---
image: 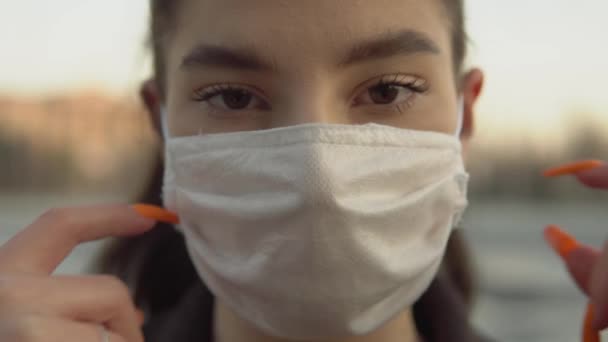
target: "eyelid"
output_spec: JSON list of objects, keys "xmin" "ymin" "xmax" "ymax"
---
[
  {"xmin": 191, "ymin": 83, "xmax": 271, "ymax": 120},
  {"xmin": 191, "ymin": 82, "xmax": 269, "ymax": 103},
  {"xmin": 350, "ymin": 73, "xmax": 429, "ymax": 106},
  {"xmin": 354, "ymin": 73, "xmax": 426, "ymax": 93},
  {"xmin": 372, "ymin": 74, "xmax": 428, "ymax": 90}
]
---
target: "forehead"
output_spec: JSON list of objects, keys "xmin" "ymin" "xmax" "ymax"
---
[{"xmin": 168, "ymin": 0, "xmax": 451, "ymax": 70}]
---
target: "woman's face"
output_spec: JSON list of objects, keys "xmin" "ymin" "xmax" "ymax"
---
[{"xmin": 163, "ymin": 0, "xmax": 462, "ymax": 137}]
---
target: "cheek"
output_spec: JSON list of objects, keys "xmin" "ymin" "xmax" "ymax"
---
[
  {"xmin": 387, "ymin": 53, "xmax": 459, "ymax": 134},
  {"xmin": 393, "ymin": 83, "xmax": 459, "ymax": 135},
  {"xmin": 423, "ymin": 66, "xmax": 460, "ymax": 135},
  {"xmin": 410, "ymin": 106, "xmax": 459, "ymax": 134}
]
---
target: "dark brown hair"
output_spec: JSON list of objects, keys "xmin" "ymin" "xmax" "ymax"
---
[{"xmin": 96, "ymin": 1, "xmax": 486, "ymax": 341}]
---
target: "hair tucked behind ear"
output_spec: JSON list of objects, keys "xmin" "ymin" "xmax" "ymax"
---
[
  {"xmin": 95, "ymin": 0, "xmax": 489, "ymax": 341},
  {"xmin": 149, "ymin": 0, "xmax": 180, "ymax": 99},
  {"xmin": 440, "ymin": 0, "xmax": 468, "ymax": 75}
]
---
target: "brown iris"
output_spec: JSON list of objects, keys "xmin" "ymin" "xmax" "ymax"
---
[
  {"xmin": 222, "ymin": 89, "xmax": 253, "ymax": 109},
  {"xmin": 369, "ymin": 84, "xmax": 403, "ymax": 104}
]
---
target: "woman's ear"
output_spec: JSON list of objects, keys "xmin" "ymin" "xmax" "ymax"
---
[
  {"xmin": 459, "ymin": 68, "xmax": 484, "ymax": 140},
  {"xmin": 140, "ymin": 78, "xmax": 163, "ymax": 138}
]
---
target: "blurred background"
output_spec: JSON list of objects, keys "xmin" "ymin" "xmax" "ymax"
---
[{"xmin": 1, "ymin": 0, "xmax": 607, "ymax": 341}]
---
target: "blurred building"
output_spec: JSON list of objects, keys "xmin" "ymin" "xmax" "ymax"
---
[{"xmin": 0, "ymin": 92, "xmax": 158, "ymax": 193}]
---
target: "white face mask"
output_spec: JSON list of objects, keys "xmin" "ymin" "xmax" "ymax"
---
[{"xmin": 161, "ymin": 103, "xmax": 469, "ymax": 339}]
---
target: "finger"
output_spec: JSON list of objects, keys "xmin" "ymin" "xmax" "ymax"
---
[
  {"xmin": 0, "ymin": 314, "xmax": 127, "ymax": 342},
  {"xmin": 136, "ymin": 308, "xmax": 145, "ymax": 326},
  {"xmin": 0, "ymin": 204, "xmax": 156, "ymax": 274},
  {"xmin": 583, "ymin": 304, "xmax": 600, "ymax": 342},
  {"xmin": 543, "ymin": 225, "xmax": 601, "ymax": 295},
  {"xmin": 589, "ymin": 240, "xmax": 608, "ymax": 329},
  {"xmin": 563, "ymin": 246, "xmax": 600, "ymax": 295},
  {"xmin": 576, "ymin": 164, "xmax": 608, "ymax": 189},
  {"xmin": 0, "ymin": 274, "xmax": 143, "ymax": 342}
]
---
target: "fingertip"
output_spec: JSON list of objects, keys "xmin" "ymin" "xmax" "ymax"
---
[
  {"xmin": 543, "ymin": 160, "xmax": 604, "ymax": 178},
  {"xmin": 130, "ymin": 205, "xmax": 157, "ymax": 227},
  {"xmin": 563, "ymin": 246, "xmax": 600, "ymax": 295},
  {"xmin": 544, "ymin": 225, "xmax": 579, "ymax": 259},
  {"xmin": 575, "ymin": 164, "xmax": 608, "ymax": 189},
  {"xmin": 132, "ymin": 204, "xmax": 180, "ymax": 225}
]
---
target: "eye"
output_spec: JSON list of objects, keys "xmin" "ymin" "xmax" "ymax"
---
[
  {"xmin": 353, "ymin": 75, "xmax": 429, "ymax": 107},
  {"xmin": 192, "ymin": 84, "xmax": 268, "ymax": 111}
]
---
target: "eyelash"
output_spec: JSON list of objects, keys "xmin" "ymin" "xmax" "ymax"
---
[
  {"xmin": 353, "ymin": 74, "xmax": 429, "ymax": 105},
  {"xmin": 192, "ymin": 84, "xmax": 258, "ymax": 103},
  {"xmin": 371, "ymin": 74, "xmax": 428, "ymax": 94},
  {"xmin": 190, "ymin": 74, "xmax": 429, "ymax": 109}
]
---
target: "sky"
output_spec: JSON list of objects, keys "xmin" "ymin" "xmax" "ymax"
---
[{"xmin": 1, "ymin": 0, "xmax": 607, "ymax": 146}]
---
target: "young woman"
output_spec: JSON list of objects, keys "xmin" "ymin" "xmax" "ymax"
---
[{"xmin": 1, "ymin": 1, "xmax": 607, "ymax": 342}]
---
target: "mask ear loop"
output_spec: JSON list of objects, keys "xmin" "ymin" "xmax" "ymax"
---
[
  {"xmin": 454, "ymin": 96, "xmax": 465, "ymax": 138},
  {"xmin": 160, "ymin": 107, "xmax": 171, "ymax": 140}
]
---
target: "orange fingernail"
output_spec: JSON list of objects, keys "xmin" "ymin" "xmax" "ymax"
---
[
  {"xmin": 584, "ymin": 303, "xmax": 600, "ymax": 342},
  {"xmin": 132, "ymin": 204, "xmax": 180, "ymax": 224},
  {"xmin": 544, "ymin": 225, "xmax": 580, "ymax": 259},
  {"xmin": 543, "ymin": 160, "xmax": 604, "ymax": 178}
]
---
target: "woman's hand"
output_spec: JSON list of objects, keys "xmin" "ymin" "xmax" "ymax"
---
[
  {"xmin": 546, "ymin": 163, "xmax": 608, "ymax": 330},
  {"xmin": 0, "ymin": 204, "xmax": 156, "ymax": 342}
]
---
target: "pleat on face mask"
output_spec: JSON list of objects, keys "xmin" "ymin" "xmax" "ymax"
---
[{"xmin": 160, "ymin": 99, "xmax": 469, "ymax": 339}]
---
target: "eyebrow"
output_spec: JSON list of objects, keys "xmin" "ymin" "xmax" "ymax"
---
[
  {"xmin": 338, "ymin": 30, "xmax": 440, "ymax": 67},
  {"xmin": 179, "ymin": 29, "xmax": 440, "ymax": 72},
  {"xmin": 181, "ymin": 44, "xmax": 277, "ymax": 72}
]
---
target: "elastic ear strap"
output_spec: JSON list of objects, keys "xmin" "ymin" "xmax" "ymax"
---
[
  {"xmin": 454, "ymin": 96, "xmax": 465, "ymax": 137},
  {"xmin": 160, "ymin": 107, "xmax": 170, "ymax": 140}
]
